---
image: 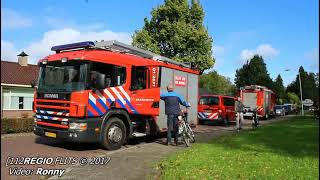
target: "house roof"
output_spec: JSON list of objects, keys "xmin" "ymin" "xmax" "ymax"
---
[
  {"xmin": 17, "ymin": 51, "xmax": 29, "ymax": 56},
  {"xmin": 1, "ymin": 60, "xmax": 39, "ymax": 86}
]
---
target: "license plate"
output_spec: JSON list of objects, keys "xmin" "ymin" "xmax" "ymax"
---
[
  {"xmin": 204, "ymin": 110, "xmax": 212, "ymax": 113},
  {"xmin": 45, "ymin": 132, "xmax": 56, "ymax": 138}
]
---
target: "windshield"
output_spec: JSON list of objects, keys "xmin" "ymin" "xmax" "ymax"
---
[
  {"xmin": 284, "ymin": 106, "xmax": 290, "ymax": 110},
  {"xmin": 276, "ymin": 105, "xmax": 282, "ymax": 109},
  {"xmin": 199, "ymin": 96, "xmax": 219, "ymax": 105},
  {"xmin": 37, "ymin": 61, "xmax": 87, "ymax": 92}
]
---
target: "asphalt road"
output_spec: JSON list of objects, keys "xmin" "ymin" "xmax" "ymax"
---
[{"xmin": 1, "ymin": 117, "xmax": 290, "ymax": 180}]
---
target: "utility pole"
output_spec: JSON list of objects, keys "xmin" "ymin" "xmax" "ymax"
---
[
  {"xmin": 298, "ymin": 72, "xmax": 304, "ymax": 115},
  {"xmin": 284, "ymin": 68, "xmax": 304, "ymax": 115}
]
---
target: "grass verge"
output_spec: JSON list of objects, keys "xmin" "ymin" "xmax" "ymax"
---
[{"xmin": 158, "ymin": 116, "xmax": 319, "ymax": 179}]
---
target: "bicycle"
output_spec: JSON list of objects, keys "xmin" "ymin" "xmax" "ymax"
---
[{"xmin": 178, "ymin": 109, "xmax": 195, "ymax": 147}]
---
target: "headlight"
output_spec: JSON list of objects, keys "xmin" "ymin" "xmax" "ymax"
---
[
  {"xmin": 34, "ymin": 117, "xmax": 41, "ymax": 123},
  {"xmin": 69, "ymin": 123, "xmax": 87, "ymax": 130}
]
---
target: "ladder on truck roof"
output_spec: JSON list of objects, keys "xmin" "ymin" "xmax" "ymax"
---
[
  {"xmin": 51, "ymin": 40, "xmax": 192, "ymax": 69},
  {"xmin": 241, "ymin": 85, "xmax": 273, "ymax": 93},
  {"xmin": 242, "ymin": 85, "xmax": 267, "ymax": 90}
]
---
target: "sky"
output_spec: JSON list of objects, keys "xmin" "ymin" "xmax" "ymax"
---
[{"xmin": 1, "ymin": 0, "xmax": 319, "ymax": 86}]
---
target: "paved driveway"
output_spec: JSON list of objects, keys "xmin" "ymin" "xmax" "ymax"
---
[{"xmin": 1, "ymin": 117, "xmax": 290, "ymax": 180}]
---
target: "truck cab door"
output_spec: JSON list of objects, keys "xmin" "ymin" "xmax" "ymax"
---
[{"xmin": 129, "ymin": 66, "xmax": 160, "ymax": 116}]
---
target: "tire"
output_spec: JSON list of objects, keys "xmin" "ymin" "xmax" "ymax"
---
[
  {"xmin": 251, "ymin": 122, "xmax": 255, "ymax": 130},
  {"xmin": 224, "ymin": 116, "xmax": 229, "ymax": 127},
  {"xmin": 187, "ymin": 124, "xmax": 196, "ymax": 143},
  {"xmin": 199, "ymin": 120, "xmax": 204, "ymax": 125},
  {"xmin": 252, "ymin": 119, "xmax": 257, "ymax": 130},
  {"xmin": 182, "ymin": 130, "xmax": 190, "ymax": 147},
  {"xmin": 100, "ymin": 117, "xmax": 126, "ymax": 150}
]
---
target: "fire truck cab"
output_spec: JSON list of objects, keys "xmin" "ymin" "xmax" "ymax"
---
[
  {"xmin": 239, "ymin": 85, "xmax": 276, "ymax": 119},
  {"xmin": 33, "ymin": 40, "xmax": 199, "ymax": 150}
]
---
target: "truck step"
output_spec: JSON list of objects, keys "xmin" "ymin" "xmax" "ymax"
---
[{"xmin": 132, "ymin": 132, "xmax": 147, "ymax": 137}]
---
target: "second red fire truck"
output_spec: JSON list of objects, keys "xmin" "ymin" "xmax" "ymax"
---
[{"xmin": 239, "ymin": 85, "xmax": 276, "ymax": 119}]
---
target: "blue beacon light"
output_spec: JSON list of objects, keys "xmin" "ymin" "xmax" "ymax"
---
[{"xmin": 51, "ymin": 41, "xmax": 95, "ymax": 52}]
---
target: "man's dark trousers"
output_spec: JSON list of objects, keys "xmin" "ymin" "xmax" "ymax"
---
[{"xmin": 167, "ymin": 114, "xmax": 178, "ymax": 144}]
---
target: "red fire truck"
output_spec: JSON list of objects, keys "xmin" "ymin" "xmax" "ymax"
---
[
  {"xmin": 32, "ymin": 40, "xmax": 199, "ymax": 150},
  {"xmin": 239, "ymin": 85, "xmax": 276, "ymax": 119},
  {"xmin": 198, "ymin": 95, "xmax": 236, "ymax": 125}
]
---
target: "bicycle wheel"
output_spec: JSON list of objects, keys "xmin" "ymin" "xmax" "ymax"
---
[
  {"xmin": 187, "ymin": 124, "xmax": 196, "ymax": 143},
  {"xmin": 182, "ymin": 132, "xmax": 190, "ymax": 147},
  {"xmin": 182, "ymin": 124, "xmax": 190, "ymax": 147},
  {"xmin": 252, "ymin": 116, "xmax": 256, "ymax": 130}
]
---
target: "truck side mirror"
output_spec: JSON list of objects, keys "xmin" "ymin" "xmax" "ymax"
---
[{"xmin": 31, "ymin": 80, "xmax": 35, "ymax": 88}]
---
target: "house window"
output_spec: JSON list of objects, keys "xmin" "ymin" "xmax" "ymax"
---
[
  {"xmin": 24, "ymin": 97, "xmax": 33, "ymax": 110},
  {"xmin": 3, "ymin": 89, "xmax": 34, "ymax": 110},
  {"xmin": 19, "ymin": 97, "xmax": 24, "ymax": 109},
  {"xmin": 10, "ymin": 96, "xmax": 19, "ymax": 109},
  {"xmin": 3, "ymin": 91, "xmax": 10, "ymax": 109}
]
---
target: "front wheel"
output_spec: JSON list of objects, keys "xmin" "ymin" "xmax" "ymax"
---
[
  {"xmin": 100, "ymin": 117, "xmax": 126, "ymax": 150},
  {"xmin": 252, "ymin": 114, "xmax": 258, "ymax": 129},
  {"xmin": 181, "ymin": 123, "xmax": 191, "ymax": 147},
  {"xmin": 223, "ymin": 117, "xmax": 229, "ymax": 127},
  {"xmin": 182, "ymin": 130, "xmax": 190, "ymax": 147},
  {"xmin": 186, "ymin": 124, "xmax": 195, "ymax": 143}
]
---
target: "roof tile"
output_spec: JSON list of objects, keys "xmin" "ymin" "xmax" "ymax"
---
[{"xmin": 1, "ymin": 60, "xmax": 39, "ymax": 85}]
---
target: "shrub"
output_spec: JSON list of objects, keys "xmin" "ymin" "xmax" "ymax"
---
[
  {"xmin": 20, "ymin": 112, "xmax": 30, "ymax": 119},
  {"xmin": 1, "ymin": 118, "xmax": 34, "ymax": 134}
]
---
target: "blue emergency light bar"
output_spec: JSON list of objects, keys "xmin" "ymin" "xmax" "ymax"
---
[{"xmin": 51, "ymin": 41, "xmax": 95, "ymax": 52}]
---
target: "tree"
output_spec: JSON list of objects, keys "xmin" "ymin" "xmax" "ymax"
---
[
  {"xmin": 286, "ymin": 66, "xmax": 318, "ymax": 102},
  {"xmin": 285, "ymin": 92, "xmax": 301, "ymax": 105},
  {"xmin": 132, "ymin": 0, "xmax": 214, "ymax": 73},
  {"xmin": 273, "ymin": 74, "xmax": 285, "ymax": 103},
  {"xmin": 315, "ymin": 72, "xmax": 319, "ymax": 88},
  {"xmin": 234, "ymin": 55, "xmax": 273, "ymax": 89},
  {"xmin": 199, "ymin": 71, "xmax": 236, "ymax": 96}
]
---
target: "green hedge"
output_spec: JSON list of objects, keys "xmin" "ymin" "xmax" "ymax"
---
[{"xmin": 1, "ymin": 118, "xmax": 34, "ymax": 134}]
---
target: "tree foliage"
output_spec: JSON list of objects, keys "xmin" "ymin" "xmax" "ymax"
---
[
  {"xmin": 273, "ymin": 74, "xmax": 286, "ymax": 104},
  {"xmin": 286, "ymin": 66, "xmax": 319, "ymax": 103},
  {"xmin": 234, "ymin": 55, "xmax": 273, "ymax": 90},
  {"xmin": 199, "ymin": 71, "xmax": 236, "ymax": 96},
  {"xmin": 132, "ymin": 0, "xmax": 214, "ymax": 73},
  {"xmin": 315, "ymin": 72, "xmax": 319, "ymax": 89},
  {"xmin": 285, "ymin": 92, "xmax": 301, "ymax": 105}
]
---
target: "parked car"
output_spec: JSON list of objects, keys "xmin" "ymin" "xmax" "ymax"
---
[
  {"xmin": 275, "ymin": 105, "xmax": 285, "ymax": 116},
  {"xmin": 198, "ymin": 95, "xmax": 235, "ymax": 125},
  {"xmin": 283, "ymin": 104, "xmax": 293, "ymax": 115},
  {"xmin": 309, "ymin": 106, "xmax": 316, "ymax": 111}
]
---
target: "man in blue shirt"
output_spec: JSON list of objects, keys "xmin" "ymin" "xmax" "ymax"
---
[{"xmin": 160, "ymin": 84, "xmax": 189, "ymax": 146}]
